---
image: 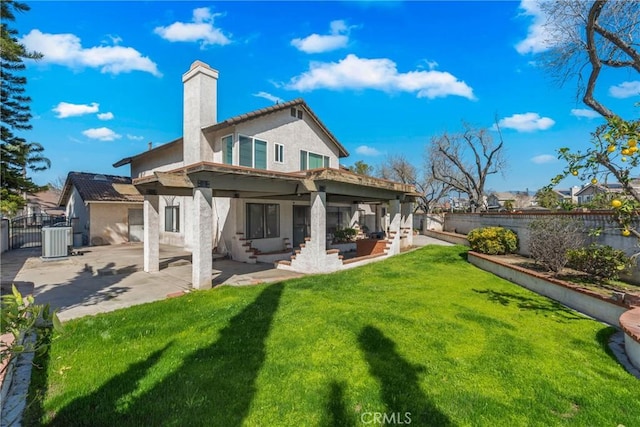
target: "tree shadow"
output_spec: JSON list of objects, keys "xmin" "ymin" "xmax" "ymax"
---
[
  {"xmin": 22, "ymin": 328, "xmax": 53, "ymax": 425},
  {"xmin": 322, "ymin": 381, "xmax": 352, "ymax": 427},
  {"xmin": 31, "ymin": 262, "xmax": 136, "ymax": 318},
  {"xmin": 50, "ymin": 282, "xmax": 284, "ymax": 425},
  {"xmin": 358, "ymin": 326, "xmax": 452, "ymax": 426},
  {"xmin": 472, "ymin": 288, "xmax": 589, "ymax": 323},
  {"xmin": 48, "ymin": 343, "xmax": 173, "ymax": 426}
]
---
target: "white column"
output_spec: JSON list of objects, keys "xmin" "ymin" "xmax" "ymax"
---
[
  {"xmin": 192, "ymin": 187, "xmax": 213, "ymax": 290},
  {"xmin": 309, "ymin": 191, "xmax": 327, "ymax": 254},
  {"xmin": 389, "ymin": 198, "xmax": 400, "ymax": 235},
  {"xmin": 401, "ymin": 201, "xmax": 414, "ymax": 247},
  {"xmin": 143, "ymin": 195, "xmax": 160, "ymax": 273}
]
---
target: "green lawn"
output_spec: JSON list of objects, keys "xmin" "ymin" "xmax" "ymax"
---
[{"xmin": 26, "ymin": 245, "xmax": 639, "ymax": 426}]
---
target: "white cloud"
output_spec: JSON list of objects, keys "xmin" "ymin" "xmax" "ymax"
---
[
  {"xmin": 531, "ymin": 154, "xmax": 556, "ymax": 164},
  {"xmin": 355, "ymin": 145, "xmax": 382, "ymax": 156},
  {"xmin": 291, "ymin": 19, "xmax": 353, "ymax": 54},
  {"xmin": 21, "ymin": 29, "xmax": 161, "ymax": 76},
  {"xmin": 127, "ymin": 134, "xmax": 144, "ymax": 141},
  {"xmin": 82, "ymin": 127, "xmax": 121, "ymax": 141},
  {"xmin": 515, "ymin": 0, "xmax": 552, "ymax": 54},
  {"xmin": 286, "ymin": 54, "xmax": 475, "ymax": 100},
  {"xmin": 97, "ymin": 112, "xmax": 114, "ymax": 121},
  {"xmin": 570, "ymin": 108, "xmax": 600, "ymax": 119},
  {"xmin": 52, "ymin": 102, "xmax": 99, "ymax": 118},
  {"xmin": 253, "ymin": 91, "xmax": 284, "ymax": 104},
  {"xmin": 154, "ymin": 7, "xmax": 231, "ymax": 48},
  {"xmin": 609, "ymin": 81, "xmax": 640, "ymax": 99},
  {"xmin": 497, "ymin": 112, "xmax": 555, "ymax": 132}
]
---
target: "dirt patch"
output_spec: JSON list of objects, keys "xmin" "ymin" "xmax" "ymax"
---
[{"xmin": 483, "ymin": 253, "xmax": 640, "ymax": 300}]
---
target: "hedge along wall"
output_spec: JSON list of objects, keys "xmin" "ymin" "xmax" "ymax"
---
[{"xmin": 443, "ymin": 211, "xmax": 639, "ymax": 258}]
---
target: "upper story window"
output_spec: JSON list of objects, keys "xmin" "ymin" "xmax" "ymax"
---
[
  {"xmin": 300, "ymin": 150, "xmax": 330, "ymax": 170},
  {"xmin": 275, "ymin": 143, "xmax": 284, "ymax": 163},
  {"xmin": 222, "ymin": 135, "xmax": 233, "ymax": 165},
  {"xmin": 239, "ymin": 135, "xmax": 267, "ymax": 169},
  {"xmin": 290, "ymin": 107, "xmax": 303, "ymax": 119}
]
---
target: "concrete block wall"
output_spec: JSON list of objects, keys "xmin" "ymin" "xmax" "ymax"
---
[{"xmin": 444, "ymin": 212, "xmax": 640, "ymax": 257}]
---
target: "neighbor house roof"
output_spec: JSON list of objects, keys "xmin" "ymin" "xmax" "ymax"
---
[
  {"xmin": 113, "ymin": 98, "xmax": 348, "ymax": 169},
  {"xmin": 574, "ymin": 182, "xmax": 624, "ymax": 197},
  {"xmin": 25, "ymin": 189, "xmax": 65, "ymax": 215},
  {"xmin": 58, "ymin": 172, "xmax": 143, "ymax": 206}
]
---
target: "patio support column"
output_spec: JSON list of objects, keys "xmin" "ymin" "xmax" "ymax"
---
[
  {"xmin": 389, "ymin": 198, "xmax": 400, "ymax": 235},
  {"xmin": 401, "ymin": 201, "xmax": 414, "ymax": 247},
  {"xmin": 143, "ymin": 194, "xmax": 160, "ymax": 273},
  {"xmin": 388, "ymin": 198, "xmax": 401, "ymax": 255},
  {"xmin": 309, "ymin": 190, "xmax": 327, "ymax": 254},
  {"xmin": 192, "ymin": 187, "xmax": 213, "ymax": 290}
]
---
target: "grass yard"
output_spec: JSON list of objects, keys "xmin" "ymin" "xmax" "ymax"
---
[{"xmin": 25, "ymin": 245, "xmax": 639, "ymax": 426}]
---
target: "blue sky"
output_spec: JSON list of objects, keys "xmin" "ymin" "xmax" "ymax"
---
[{"xmin": 15, "ymin": 0, "xmax": 640, "ymax": 193}]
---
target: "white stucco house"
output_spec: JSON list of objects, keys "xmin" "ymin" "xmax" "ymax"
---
[{"xmin": 113, "ymin": 60, "xmax": 417, "ymax": 288}]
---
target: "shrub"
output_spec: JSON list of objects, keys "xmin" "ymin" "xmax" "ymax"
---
[
  {"xmin": 1, "ymin": 285, "xmax": 62, "ymax": 375},
  {"xmin": 528, "ymin": 218, "xmax": 584, "ymax": 274},
  {"xmin": 566, "ymin": 244, "xmax": 631, "ymax": 281},
  {"xmin": 333, "ymin": 227, "xmax": 357, "ymax": 243},
  {"xmin": 467, "ymin": 227, "xmax": 518, "ymax": 255}
]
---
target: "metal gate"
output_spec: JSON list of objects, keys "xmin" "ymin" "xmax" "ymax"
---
[{"xmin": 9, "ymin": 214, "xmax": 68, "ymax": 249}]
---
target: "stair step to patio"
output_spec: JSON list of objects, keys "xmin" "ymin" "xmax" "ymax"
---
[{"xmin": 277, "ymin": 260, "xmax": 291, "ymax": 266}]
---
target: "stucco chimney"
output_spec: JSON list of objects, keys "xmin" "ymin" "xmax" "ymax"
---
[{"xmin": 182, "ymin": 60, "xmax": 219, "ymax": 165}]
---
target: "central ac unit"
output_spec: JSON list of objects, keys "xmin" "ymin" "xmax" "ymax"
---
[{"xmin": 42, "ymin": 226, "xmax": 72, "ymax": 259}]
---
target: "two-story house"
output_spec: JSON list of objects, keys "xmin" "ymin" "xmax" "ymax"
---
[{"xmin": 113, "ymin": 61, "xmax": 417, "ymax": 288}]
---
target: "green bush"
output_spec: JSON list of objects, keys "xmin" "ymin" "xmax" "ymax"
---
[
  {"xmin": 467, "ymin": 227, "xmax": 518, "ymax": 255},
  {"xmin": 333, "ymin": 227, "xmax": 357, "ymax": 243},
  {"xmin": 566, "ymin": 244, "xmax": 631, "ymax": 281}
]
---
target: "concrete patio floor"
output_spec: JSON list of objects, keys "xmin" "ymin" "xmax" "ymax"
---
[
  {"xmin": 0, "ymin": 243, "xmax": 303, "ymax": 321},
  {"xmin": 0, "ymin": 235, "xmax": 450, "ymax": 321}
]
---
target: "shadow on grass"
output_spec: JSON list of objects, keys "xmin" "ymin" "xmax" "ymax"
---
[
  {"xmin": 358, "ymin": 326, "xmax": 452, "ymax": 426},
  {"xmin": 322, "ymin": 381, "xmax": 351, "ymax": 426},
  {"xmin": 47, "ymin": 343, "xmax": 173, "ymax": 426},
  {"xmin": 595, "ymin": 326, "xmax": 619, "ymax": 362},
  {"xmin": 23, "ymin": 328, "xmax": 53, "ymax": 425},
  {"xmin": 472, "ymin": 288, "xmax": 588, "ymax": 323},
  {"xmin": 49, "ymin": 283, "xmax": 284, "ymax": 426}
]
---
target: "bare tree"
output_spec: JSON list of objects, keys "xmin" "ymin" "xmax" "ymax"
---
[
  {"xmin": 538, "ymin": 0, "xmax": 640, "ymax": 118},
  {"xmin": 377, "ymin": 155, "xmax": 450, "ymax": 213},
  {"xmin": 428, "ymin": 123, "xmax": 506, "ymax": 212}
]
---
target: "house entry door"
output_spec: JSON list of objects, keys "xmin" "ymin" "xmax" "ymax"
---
[
  {"xmin": 128, "ymin": 209, "xmax": 144, "ymax": 242},
  {"xmin": 292, "ymin": 206, "xmax": 310, "ymax": 248}
]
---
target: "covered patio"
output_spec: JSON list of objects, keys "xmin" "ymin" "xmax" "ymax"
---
[{"xmin": 134, "ymin": 162, "xmax": 418, "ymax": 289}]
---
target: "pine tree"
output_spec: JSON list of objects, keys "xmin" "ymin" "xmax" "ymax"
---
[{"xmin": 1, "ymin": 0, "xmax": 50, "ymax": 215}]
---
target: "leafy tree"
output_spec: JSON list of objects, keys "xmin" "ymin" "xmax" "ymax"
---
[
  {"xmin": 1, "ymin": 0, "xmax": 49, "ymax": 216},
  {"xmin": 428, "ymin": 122, "xmax": 506, "ymax": 212},
  {"xmin": 533, "ymin": 0, "xmax": 640, "ymax": 237},
  {"xmin": 535, "ymin": 187, "xmax": 561, "ymax": 209},
  {"xmin": 347, "ymin": 160, "xmax": 374, "ymax": 176}
]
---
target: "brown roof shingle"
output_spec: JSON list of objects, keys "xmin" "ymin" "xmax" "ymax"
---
[{"xmin": 58, "ymin": 172, "xmax": 143, "ymax": 206}]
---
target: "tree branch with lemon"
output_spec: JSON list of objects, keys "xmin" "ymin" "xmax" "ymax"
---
[{"xmin": 551, "ymin": 117, "xmax": 640, "ymax": 237}]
